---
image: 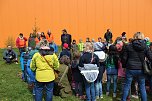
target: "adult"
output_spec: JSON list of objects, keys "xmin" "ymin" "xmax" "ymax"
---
[
  {"xmin": 3, "ymin": 45, "xmax": 18, "ymax": 64},
  {"xmin": 40, "ymin": 32, "xmax": 46, "ymax": 40},
  {"xmin": 36, "ymin": 39, "xmax": 49, "ymax": 50},
  {"xmin": 104, "ymin": 29, "xmax": 113, "ymax": 43},
  {"xmin": 28, "ymin": 33, "xmax": 36, "ymax": 49},
  {"xmin": 86, "ymin": 37, "xmax": 90, "ymax": 43},
  {"xmin": 79, "ymin": 42, "xmax": 100, "ymax": 101},
  {"xmin": 46, "ymin": 30, "xmax": 54, "ymax": 44},
  {"xmin": 121, "ymin": 32, "xmax": 152, "ymax": 101},
  {"xmin": 121, "ymin": 32, "xmax": 126, "ymax": 38},
  {"xmin": 61, "ymin": 29, "xmax": 72, "ymax": 49},
  {"xmin": 30, "ymin": 46, "xmax": 60, "ymax": 101},
  {"xmin": 16, "ymin": 33, "xmax": 27, "ymax": 55}
]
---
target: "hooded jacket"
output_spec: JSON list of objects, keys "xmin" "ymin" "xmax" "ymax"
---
[
  {"xmin": 122, "ymin": 39, "xmax": 152, "ymax": 70},
  {"xmin": 30, "ymin": 53, "xmax": 59, "ymax": 82}
]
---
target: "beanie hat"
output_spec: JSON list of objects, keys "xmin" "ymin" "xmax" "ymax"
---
[
  {"xmin": 63, "ymin": 43, "xmax": 69, "ymax": 49},
  {"xmin": 94, "ymin": 42, "xmax": 103, "ymax": 51}
]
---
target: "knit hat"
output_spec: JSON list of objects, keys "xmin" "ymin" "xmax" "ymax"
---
[
  {"xmin": 63, "ymin": 43, "xmax": 69, "ymax": 49},
  {"xmin": 116, "ymin": 41, "xmax": 123, "ymax": 51},
  {"xmin": 94, "ymin": 42, "xmax": 104, "ymax": 51}
]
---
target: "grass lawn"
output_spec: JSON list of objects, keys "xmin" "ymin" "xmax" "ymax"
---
[{"xmin": 0, "ymin": 48, "xmax": 151, "ymax": 101}]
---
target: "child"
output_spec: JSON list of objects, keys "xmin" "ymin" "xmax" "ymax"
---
[
  {"xmin": 49, "ymin": 41, "xmax": 58, "ymax": 53},
  {"xmin": 78, "ymin": 39, "xmax": 84, "ymax": 53},
  {"xmin": 71, "ymin": 40, "xmax": 78, "ymax": 53},
  {"xmin": 59, "ymin": 43, "xmax": 71, "ymax": 60},
  {"xmin": 71, "ymin": 51, "xmax": 84, "ymax": 99},
  {"xmin": 106, "ymin": 45, "xmax": 119, "ymax": 98}
]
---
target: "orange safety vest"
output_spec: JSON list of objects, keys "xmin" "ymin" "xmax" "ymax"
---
[{"xmin": 46, "ymin": 34, "xmax": 54, "ymax": 43}]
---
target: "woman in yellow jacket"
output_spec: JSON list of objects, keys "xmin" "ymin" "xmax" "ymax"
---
[{"xmin": 30, "ymin": 46, "xmax": 59, "ymax": 101}]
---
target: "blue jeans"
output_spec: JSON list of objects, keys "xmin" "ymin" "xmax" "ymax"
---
[
  {"xmin": 122, "ymin": 69, "xmax": 147, "ymax": 101},
  {"xmin": 95, "ymin": 80, "xmax": 102, "ymax": 97},
  {"xmin": 95, "ymin": 63, "xmax": 105, "ymax": 97},
  {"xmin": 106, "ymin": 74, "xmax": 118, "ymax": 93},
  {"xmin": 19, "ymin": 47, "xmax": 25, "ymax": 56},
  {"xmin": 35, "ymin": 81, "xmax": 54, "ymax": 101},
  {"xmin": 84, "ymin": 78, "xmax": 96, "ymax": 101}
]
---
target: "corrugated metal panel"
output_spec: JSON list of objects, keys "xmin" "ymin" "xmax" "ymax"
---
[{"xmin": 0, "ymin": 0, "xmax": 152, "ymax": 47}]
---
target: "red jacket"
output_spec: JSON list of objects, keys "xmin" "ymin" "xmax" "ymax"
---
[{"xmin": 16, "ymin": 37, "xmax": 27, "ymax": 48}]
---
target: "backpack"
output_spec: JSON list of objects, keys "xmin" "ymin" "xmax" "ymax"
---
[
  {"xmin": 26, "ymin": 59, "xmax": 36, "ymax": 84},
  {"xmin": 94, "ymin": 51, "xmax": 107, "ymax": 62}
]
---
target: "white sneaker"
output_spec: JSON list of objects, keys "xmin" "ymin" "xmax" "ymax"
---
[
  {"xmin": 100, "ymin": 95, "xmax": 103, "ymax": 99},
  {"xmin": 132, "ymin": 95, "xmax": 139, "ymax": 99},
  {"xmin": 15, "ymin": 62, "xmax": 18, "ymax": 64},
  {"xmin": 113, "ymin": 93, "xmax": 116, "ymax": 98}
]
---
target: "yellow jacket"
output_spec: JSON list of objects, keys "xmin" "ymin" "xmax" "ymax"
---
[{"xmin": 30, "ymin": 53, "xmax": 60, "ymax": 82}]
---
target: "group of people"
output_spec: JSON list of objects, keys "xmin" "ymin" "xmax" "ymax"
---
[{"xmin": 3, "ymin": 29, "xmax": 152, "ymax": 101}]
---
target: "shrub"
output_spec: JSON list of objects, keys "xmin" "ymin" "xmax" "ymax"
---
[{"xmin": 5, "ymin": 36, "xmax": 15, "ymax": 48}]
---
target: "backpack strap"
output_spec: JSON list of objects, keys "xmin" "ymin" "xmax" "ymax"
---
[{"xmin": 58, "ymin": 66, "xmax": 69, "ymax": 84}]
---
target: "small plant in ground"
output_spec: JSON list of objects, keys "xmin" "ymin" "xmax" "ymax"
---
[{"xmin": 4, "ymin": 36, "xmax": 15, "ymax": 47}]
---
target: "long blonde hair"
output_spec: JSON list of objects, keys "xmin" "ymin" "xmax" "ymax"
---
[{"xmin": 84, "ymin": 42, "xmax": 94, "ymax": 52}]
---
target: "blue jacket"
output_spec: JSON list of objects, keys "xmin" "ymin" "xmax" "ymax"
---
[{"xmin": 50, "ymin": 43, "xmax": 58, "ymax": 53}]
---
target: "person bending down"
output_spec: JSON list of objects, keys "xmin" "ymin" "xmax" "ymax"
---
[{"xmin": 3, "ymin": 45, "xmax": 18, "ymax": 64}]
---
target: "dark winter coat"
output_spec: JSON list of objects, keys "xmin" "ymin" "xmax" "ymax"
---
[
  {"xmin": 104, "ymin": 31, "xmax": 112, "ymax": 42},
  {"xmin": 61, "ymin": 34, "xmax": 72, "ymax": 48},
  {"xmin": 122, "ymin": 39, "xmax": 152, "ymax": 70},
  {"xmin": 79, "ymin": 52, "xmax": 100, "ymax": 68},
  {"xmin": 59, "ymin": 49, "xmax": 71, "ymax": 60}
]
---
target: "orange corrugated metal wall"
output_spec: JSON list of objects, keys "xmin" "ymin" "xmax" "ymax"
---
[{"xmin": 0, "ymin": 0, "xmax": 152, "ymax": 47}]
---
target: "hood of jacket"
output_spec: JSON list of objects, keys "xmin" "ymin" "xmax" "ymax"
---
[{"xmin": 132, "ymin": 39, "xmax": 146, "ymax": 51}]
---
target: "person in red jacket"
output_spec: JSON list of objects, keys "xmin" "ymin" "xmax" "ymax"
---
[{"xmin": 16, "ymin": 33, "xmax": 27, "ymax": 55}]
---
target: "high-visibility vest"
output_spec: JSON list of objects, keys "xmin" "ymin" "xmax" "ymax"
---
[{"xmin": 19, "ymin": 39, "xmax": 25, "ymax": 47}]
